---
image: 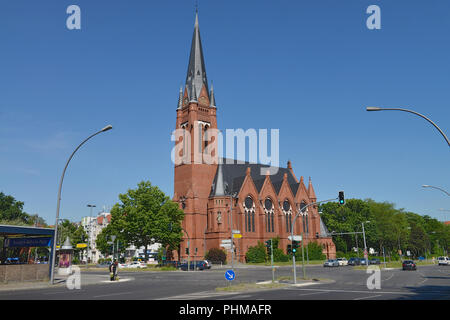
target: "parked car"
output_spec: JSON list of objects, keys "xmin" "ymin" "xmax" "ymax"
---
[
  {"xmin": 437, "ymin": 256, "xmax": 449, "ymax": 266},
  {"xmin": 323, "ymin": 259, "xmax": 339, "ymax": 267},
  {"xmin": 336, "ymin": 258, "xmax": 348, "ymax": 266},
  {"xmin": 118, "ymin": 263, "xmax": 129, "ymax": 268},
  {"xmin": 360, "ymin": 258, "xmax": 368, "ymax": 265},
  {"xmin": 402, "ymin": 260, "xmax": 417, "ymax": 271},
  {"xmin": 370, "ymin": 258, "xmax": 381, "ymax": 265},
  {"xmin": 348, "ymin": 257, "xmax": 361, "ymax": 266},
  {"xmin": 180, "ymin": 260, "xmax": 208, "ymax": 271}
]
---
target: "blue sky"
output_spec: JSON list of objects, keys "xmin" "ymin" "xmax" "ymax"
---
[{"xmin": 0, "ymin": 0, "xmax": 449, "ymax": 224}]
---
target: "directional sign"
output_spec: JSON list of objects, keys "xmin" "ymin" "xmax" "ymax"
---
[
  {"xmin": 220, "ymin": 244, "xmax": 231, "ymax": 249},
  {"xmin": 76, "ymin": 243, "xmax": 87, "ymax": 248},
  {"xmin": 232, "ymin": 230, "xmax": 241, "ymax": 234},
  {"xmin": 225, "ymin": 269, "xmax": 235, "ymax": 281},
  {"xmin": 221, "ymin": 239, "xmax": 232, "ymax": 244},
  {"xmin": 288, "ymin": 235, "xmax": 302, "ymax": 241},
  {"xmin": 233, "ymin": 234, "xmax": 242, "ymax": 239}
]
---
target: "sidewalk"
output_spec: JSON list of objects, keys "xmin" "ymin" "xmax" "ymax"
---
[{"xmin": 0, "ymin": 272, "xmax": 133, "ymax": 292}]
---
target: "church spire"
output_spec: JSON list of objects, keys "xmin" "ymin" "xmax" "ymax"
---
[
  {"xmin": 210, "ymin": 81, "xmax": 216, "ymax": 107},
  {"xmin": 214, "ymin": 163, "xmax": 225, "ymax": 196},
  {"xmin": 185, "ymin": 11, "xmax": 209, "ymax": 101}
]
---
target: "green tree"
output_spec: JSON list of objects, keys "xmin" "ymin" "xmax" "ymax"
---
[
  {"xmin": 0, "ymin": 192, "xmax": 28, "ymax": 223},
  {"xmin": 106, "ymin": 181, "xmax": 184, "ymax": 261}
]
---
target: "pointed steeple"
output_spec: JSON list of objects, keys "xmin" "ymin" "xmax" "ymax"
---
[
  {"xmin": 214, "ymin": 163, "xmax": 225, "ymax": 196},
  {"xmin": 209, "ymin": 81, "xmax": 216, "ymax": 107},
  {"xmin": 308, "ymin": 177, "xmax": 317, "ymax": 200},
  {"xmin": 177, "ymin": 86, "xmax": 183, "ymax": 109},
  {"xmin": 185, "ymin": 11, "xmax": 209, "ymax": 101}
]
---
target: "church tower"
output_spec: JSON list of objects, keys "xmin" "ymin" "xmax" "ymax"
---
[{"xmin": 174, "ymin": 12, "xmax": 218, "ymax": 260}]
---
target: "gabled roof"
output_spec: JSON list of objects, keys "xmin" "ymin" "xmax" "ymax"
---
[{"xmin": 209, "ymin": 158, "xmax": 298, "ymax": 197}]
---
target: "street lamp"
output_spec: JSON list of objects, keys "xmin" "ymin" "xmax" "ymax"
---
[
  {"xmin": 366, "ymin": 107, "xmax": 449, "ymax": 147},
  {"xmin": 422, "ymin": 185, "xmax": 450, "ymax": 197},
  {"xmin": 361, "ymin": 221, "xmax": 370, "ymax": 267},
  {"xmin": 50, "ymin": 125, "xmax": 113, "ymax": 285}
]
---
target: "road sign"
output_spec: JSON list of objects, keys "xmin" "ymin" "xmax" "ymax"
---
[
  {"xmin": 364, "ymin": 249, "xmax": 368, "ymax": 259},
  {"xmin": 232, "ymin": 230, "xmax": 241, "ymax": 234},
  {"xmin": 76, "ymin": 243, "xmax": 87, "ymax": 248},
  {"xmin": 220, "ymin": 243, "xmax": 231, "ymax": 248},
  {"xmin": 225, "ymin": 269, "xmax": 235, "ymax": 281},
  {"xmin": 221, "ymin": 239, "xmax": 232, "ymax": 243},
  {"xmin": 233, "ymin": 234, "xmax": 242, "ymax": 239},
  {"xmin": 288, "ymin": 235, "xmax": 302, "ymax": 241}
]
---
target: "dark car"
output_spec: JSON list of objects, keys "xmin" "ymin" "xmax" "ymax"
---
[
  {"xmin": 348, "ymin": 257, "xmax": 361, "ymax": 266},
  {"xmin": 402, "ymin": 260, "xmax": 417, "ymax": 271},
  {"xmin": 360, "ymin": 258, "xmax": 369, "ymax": 265},
  {"xmin": 180, "ymin": 260, "xmax": 208, "ymax": 271},
  {"xmin": 370, "ymin": 258, "xmax": 381, "ymax": 265}
]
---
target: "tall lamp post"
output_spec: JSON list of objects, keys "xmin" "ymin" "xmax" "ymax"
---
[
  {"xmin": 50, "ymin": 125, "xmax": 113, "ymax": 285},
  {"xmin": 86, "ymin": 204, "xmax": 96, "ymax": 268},
  {"xmin": 422, "ymin": 185, "xmax": 450, "ymax": 197},
  {"xmin": 361, "ymin": 221, "xmax": 370, "ymax": 266},
  {"xmin": 366, "ymin": 107, "xmax": 449, "ymax": 147}
]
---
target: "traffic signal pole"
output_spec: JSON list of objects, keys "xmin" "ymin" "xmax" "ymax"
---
[
  {"xmin": 270, "ymin": 240, "xmax": 274, "ymax": 283},
  {"xmin": 291, "ymin": 197, "xmax": 339, "ymax": 284}
]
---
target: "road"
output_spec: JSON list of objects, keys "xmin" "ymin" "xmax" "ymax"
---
[{"xmin": 0, "ymin": 264, "xmax": 448, "ymax": 300}]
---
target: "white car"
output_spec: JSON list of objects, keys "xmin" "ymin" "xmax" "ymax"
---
[
  {"xmin": 437, "ymin": 256, "xmax": 449, "ymax": 266},
  {"xmin": 127, "ymin": 261, "xmax": 147, "ymax": 268},
  {"xmin": 336, "ymin": 258, "xmax": 348, "ymax": 266},
  {"xmin": 118, "ymin": 263, "xmax": 128, "ymax": 268}
]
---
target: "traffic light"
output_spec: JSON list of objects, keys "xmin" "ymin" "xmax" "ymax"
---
[
  {"xmin": 287, "ymin": 244, "xmax": 292, "ymax": 255},
  {"xmin": 265, "ymin": 239, "xmax": 272, "ymax": 256},
  {"xmin": 315, "ymin": 232, "xmax": 319, "ymax": 239},
  {"xmin": 338, "ymin": 191, "xmax": 345, "ymax": 205},
  {"xmin": 292, "ymin": 240, "xmax": 299, "ymax": 254}
]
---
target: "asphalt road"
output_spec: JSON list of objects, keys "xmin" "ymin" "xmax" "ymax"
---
[{"xmin": 0, "ymin": 264, "xmax": 448, "ymax": 300}]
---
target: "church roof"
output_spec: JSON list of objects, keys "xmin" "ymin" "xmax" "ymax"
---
[
  {"xmin": 210, "ymin": 158, "xmax": 299, "ymax": 197},
  {"xmin": 185, "ymin": 11, "xmax": 209, "ymax": 101}
]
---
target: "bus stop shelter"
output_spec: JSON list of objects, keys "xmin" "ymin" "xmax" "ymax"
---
[{"xmin": 0, "ymin": 224, "xmax": 55, "ymax": 282}]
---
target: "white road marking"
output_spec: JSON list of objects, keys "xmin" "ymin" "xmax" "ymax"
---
[
  {"xmin": 93, "ymin": 291, "xmax": 133, "ymax": 298},
  {"xmin": 354, "ymin": 294, "xmax": 382, "ymax": 300}
]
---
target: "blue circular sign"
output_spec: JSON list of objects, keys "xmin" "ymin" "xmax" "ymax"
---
[{"xmin": 225, "ymin": 269, "xmax": 235, "ymax": 281}]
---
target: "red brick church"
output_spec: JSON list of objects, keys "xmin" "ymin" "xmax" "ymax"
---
[{"xmin": 172, "ymin": 12, "xmax": 336, "ymax": 263}]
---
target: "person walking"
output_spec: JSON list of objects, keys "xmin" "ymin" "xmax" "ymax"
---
[{"xmin": 109, "ymin": 260, "xmax": 118, "ymax": 281}]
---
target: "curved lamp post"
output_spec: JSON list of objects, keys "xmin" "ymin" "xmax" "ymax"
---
[
  {"xmin": 422, "ymin": 185, "xmax": 450, "ymax": 197},
  {"xmin": 50, "ymin": 125, "xmax": 113, "ymax": 284},
  {"xmin": 366, "ymin": 107, "xmax": 449, "ymax": 147}
]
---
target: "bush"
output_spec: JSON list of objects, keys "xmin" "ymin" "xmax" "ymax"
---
[
  {"xmin": 304, "ymin": 242, "xmax": 326, "ymax": 260},
  {"xmin": 205, "ymin": 248, "xmax": 227, "ymax": 264},
  {"xmin": 273, "ymin": 248, "xmax": 289, "ymax": 262},
  {"xmin": 245, "ymin": 242, "xmax": 267, "ymax": 263}
]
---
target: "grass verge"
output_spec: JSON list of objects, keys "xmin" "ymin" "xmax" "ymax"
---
[{"xmin": 215, "ymin": 281, "xmax": 287, "ymax": 292}]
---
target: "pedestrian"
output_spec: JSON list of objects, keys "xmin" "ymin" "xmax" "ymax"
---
[
  {"xmin": 109, "ymin": 260, "xmax": 117, "ymax": 281},
  {"xmin": 113, "ymin": 260, "xmax": 119, "ymax": 281}
]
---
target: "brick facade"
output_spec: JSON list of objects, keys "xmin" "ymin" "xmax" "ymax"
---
[{"xmin": 172, "ymin": 12, "xmax": 336, "ymax": 262}]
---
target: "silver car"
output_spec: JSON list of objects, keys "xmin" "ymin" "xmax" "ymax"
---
[{"xmin": 323, "ymin": 259, "xmax": 339, "ymax": 267}]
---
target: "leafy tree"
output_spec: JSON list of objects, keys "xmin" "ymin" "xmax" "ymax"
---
[
  {"xmin": 103, "ymin": 181, "xmax": 184, "ymax": 261},
  {"xmin": 205, "ymin": 248, "xmax": 227, "ymax": 264},
  {"xmin": 0, "ymin": 192, "xmax": 28, "ymax": 223}
]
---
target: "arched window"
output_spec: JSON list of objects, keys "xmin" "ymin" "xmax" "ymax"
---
[
  {"xmin": 282, "ymin": 200, "xmax": 292, "ymax": 233},
  {"xmin": 264, "ymin": 198, "xmax": 274, "ymax": 233},
  {"xmin": 244, "ymin": 196, "xmax": 255, "ymax": 232},
  {"xmin": 300, "ymin": 201, "xmax": 308, "ymax": 235}
]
